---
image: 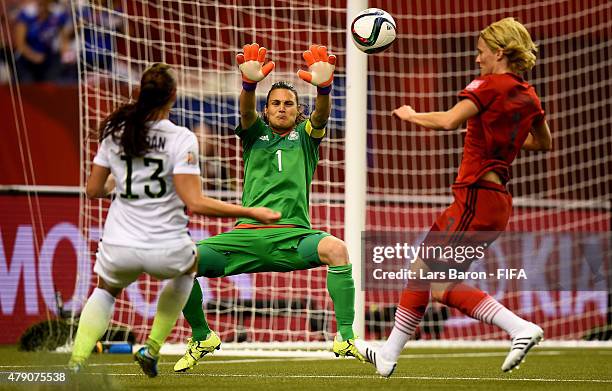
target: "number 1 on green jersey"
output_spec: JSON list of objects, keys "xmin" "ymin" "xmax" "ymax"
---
[{"xmin": 276, "ymin": 150, "xmax": 282, "ymax": 172}]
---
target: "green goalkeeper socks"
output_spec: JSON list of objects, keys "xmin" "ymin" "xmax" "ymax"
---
[
  {"xmin": 182, "ymin": 278, "xmax": 212, "ymax": 341},
  {"xmin": 327, "ymin": 264, "xmax": 355, "ymax": 341}
]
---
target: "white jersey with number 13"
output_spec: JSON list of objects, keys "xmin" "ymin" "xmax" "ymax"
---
[{"xmin": 93, "ymin": 119, "xmax": 200, "ymax": 248}]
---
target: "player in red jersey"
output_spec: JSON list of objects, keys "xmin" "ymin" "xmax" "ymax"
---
[{"xmin": 356, "ymin": 17, "xmax": 552, "ymax": 377}]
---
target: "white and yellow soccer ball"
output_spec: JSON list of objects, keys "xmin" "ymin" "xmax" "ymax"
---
[{"xmin": 350, "ymin": 8, "xmax": 397, "ymax": 54}]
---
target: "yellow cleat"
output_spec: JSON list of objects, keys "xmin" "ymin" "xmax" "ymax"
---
[
  {"xmin": 173, "ymin": 331, "xmax": 221, "ymax": 372},
  {"xmin": 332, "ymin": 335, "xmax": 366, "ymax": 362}
]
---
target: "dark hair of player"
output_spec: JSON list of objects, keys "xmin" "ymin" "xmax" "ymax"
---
[
  {"xmin": 263, "ymin": 81, "xmax": 307, "ymax": 125},
  {"xmin": 99, "ymin": 63, "xmax": 177, "ymax": 157}
]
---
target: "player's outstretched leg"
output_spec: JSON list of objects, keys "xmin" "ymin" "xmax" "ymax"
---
[
  {"xmin": 174, "ymin": 278, "xmax": 221, "ymax": 372},
  {"xmin": 435, "ymin": 283, "xmax": 543, "ymax": 372},
  {"xmin": 361, "ymin": 287, "xmax": 429, "ymax": 377},
  {"xmin": 327, "ymin": 263, "xmax": 366, "ymax": 362},
  {"xmin": 135, "ymin": 273, "xmax": 194, "ymax": 377},
  {"xmin": 317, "ymin": 236, "xmax": 365, "ymax": 362},
  {"xmin": 68, "ymin": 287, "xmax": 117, "ymax": 372}
]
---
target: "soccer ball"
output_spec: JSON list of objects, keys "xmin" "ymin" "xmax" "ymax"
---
[{"xmin": 350, "ymin": 8, "xmax": 397, "ymax": 54}]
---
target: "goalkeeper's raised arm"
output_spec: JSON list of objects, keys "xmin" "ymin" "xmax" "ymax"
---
[
  {"xmin": 236, "ymin": 43, "xmax": 275, "ymax": 129},
  {"xmin": 236, "ymin": 43, "xmax": 336, "ymax": 135},
  {"xmin": 297, "ymin": 44, "xmax": 336, "ymax": 133}
]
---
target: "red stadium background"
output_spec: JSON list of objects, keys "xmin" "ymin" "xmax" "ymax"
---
[{"xmin": 0, "ymin": 191, "xmax": 608, "ymax": 343}]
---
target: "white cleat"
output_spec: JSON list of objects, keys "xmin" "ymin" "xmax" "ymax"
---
[
  {"xmin": 354, "ymin": 339, "xmax": 397, "ymax": 378},
  {"xmin": 501, "ymin": 322, "xmax": 544, "ymax": 372}
]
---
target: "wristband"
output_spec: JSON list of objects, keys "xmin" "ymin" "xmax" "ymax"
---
[
  {"xmin": 317, "ymin": 84, "xmax": 332, "ymax": 95},
  {"xmin": 242, "ymin": 80, "xmax": 257, "ymax": 91},
  {"xmin": 309, "ymin": 118, "xmax": 327, "ymax": 131}
]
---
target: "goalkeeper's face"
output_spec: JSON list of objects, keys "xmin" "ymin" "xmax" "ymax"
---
[{"xmin": 265, "ymin": 88, "xmax": 299, "ymax": 132}]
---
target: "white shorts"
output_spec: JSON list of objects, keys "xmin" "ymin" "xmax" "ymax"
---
[{"xmin": 94, "ymin": 241, "xmax": 196, "ymax": 288}]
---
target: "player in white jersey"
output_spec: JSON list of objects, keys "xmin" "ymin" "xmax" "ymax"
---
[{"xmin": 68, "ymin": 63, "xmax": 280, "ymax": 377}]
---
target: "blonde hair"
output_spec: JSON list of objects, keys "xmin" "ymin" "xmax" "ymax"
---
[{"xmin": 480, "ymin": 17, "xmax": 538, "ymax": 74}]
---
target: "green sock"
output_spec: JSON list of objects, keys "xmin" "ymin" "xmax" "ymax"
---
[
  {"xmin": 70, "ymin": 288, "xmax": 114, "ymax": 364},
  {"xmin": 182, "ymin": 278, "xmax": 212, "ymax": 341},
  {"xmin": 146, "ymin": 274, "xmax": 193, "ymax": 356},
  {"xmin": 327, "ymin": 264, "xmax": 355, "ymax": 340}
]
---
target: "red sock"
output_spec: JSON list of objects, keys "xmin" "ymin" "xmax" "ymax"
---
[
  {"xmin": 394, "ymin": 288, "xmax": 430, "ymax": 335},
  {"xmin": 398, "ymin": 288, "xmax": 430, "ymax": 314},
  {"xmin": 441, "ymin": 283, "xmax": 527, "ymax": 334},
  {"xmin": 441, "ymin": 283, "xmax": 494, "ymax": 320},
  {"xmin": 381, "ymin": 287, "xmax": 430, "ymax": 361}
]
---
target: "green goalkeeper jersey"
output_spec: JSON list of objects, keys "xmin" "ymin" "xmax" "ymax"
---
[{"xmin": 235, "ymin": 117, "xmax": 323, "ymax": 228}]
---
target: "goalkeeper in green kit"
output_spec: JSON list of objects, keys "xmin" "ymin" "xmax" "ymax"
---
[{"xmin": 174, "ymin": 42, "xmax": 364, "ymax": 372}]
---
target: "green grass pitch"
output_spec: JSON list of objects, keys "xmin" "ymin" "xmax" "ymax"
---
[{"xmin": 0, "ymin": 345, "xmax": 611, "ymax": 390}]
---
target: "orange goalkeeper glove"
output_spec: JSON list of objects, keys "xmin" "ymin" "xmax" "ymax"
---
[
  {"xmin": 297, "ymin": 44, "xmax": 336, "ymax": 95},
  {"xmin": 236, "ymin": 43, "xmax": 275, "ymax": 91}
]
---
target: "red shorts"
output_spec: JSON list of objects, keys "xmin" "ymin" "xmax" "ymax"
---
[{"xmin": 421, "ymin": 180, "xmax": 512, "ymax": 270}]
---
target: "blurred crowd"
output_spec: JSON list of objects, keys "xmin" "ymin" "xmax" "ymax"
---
[
  {"xmin": 1, "ymin": 0, "xmax": 234, "ymax": 189},
  {"xmin": 0, "ymin": 0, "xmax": 122, "ymax": 84}
]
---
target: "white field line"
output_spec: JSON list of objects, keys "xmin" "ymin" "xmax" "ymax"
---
[
  {"xmin": 0, "ymin": 350, "xmax": 575, "ymax": 369},
  {"xmin": 0, "ymin": 357, "xmax": 320, "ymax": 369},
  {"xmin": 72, "ymin": 373, "xmax": 612, "ymax": 383},
  {"xmin": 0, "ymin": 351, "xmax": 610, "ymax": 383},
  {"xmin": 154, "ymin": 340, "xmax": 612, "ymax": 354}
]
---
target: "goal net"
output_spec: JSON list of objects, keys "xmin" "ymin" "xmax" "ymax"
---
[{"xmin": 72, "ymin": 0, "xmax": 611, "ymax": 347}]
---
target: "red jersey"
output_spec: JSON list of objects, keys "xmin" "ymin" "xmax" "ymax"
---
[{"xmin": 454, "ymin": 73, "xmax": 545, "ymax": 187}]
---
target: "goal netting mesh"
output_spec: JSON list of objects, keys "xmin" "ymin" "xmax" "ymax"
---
[{"xmin": 72, "ymin": 0, "xmax": 611, "ymax": 346}]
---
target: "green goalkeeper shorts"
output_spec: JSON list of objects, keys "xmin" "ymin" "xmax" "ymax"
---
[{"xmin": 195, "ymin": 227, "xmax": 330, "ymax": 278}]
